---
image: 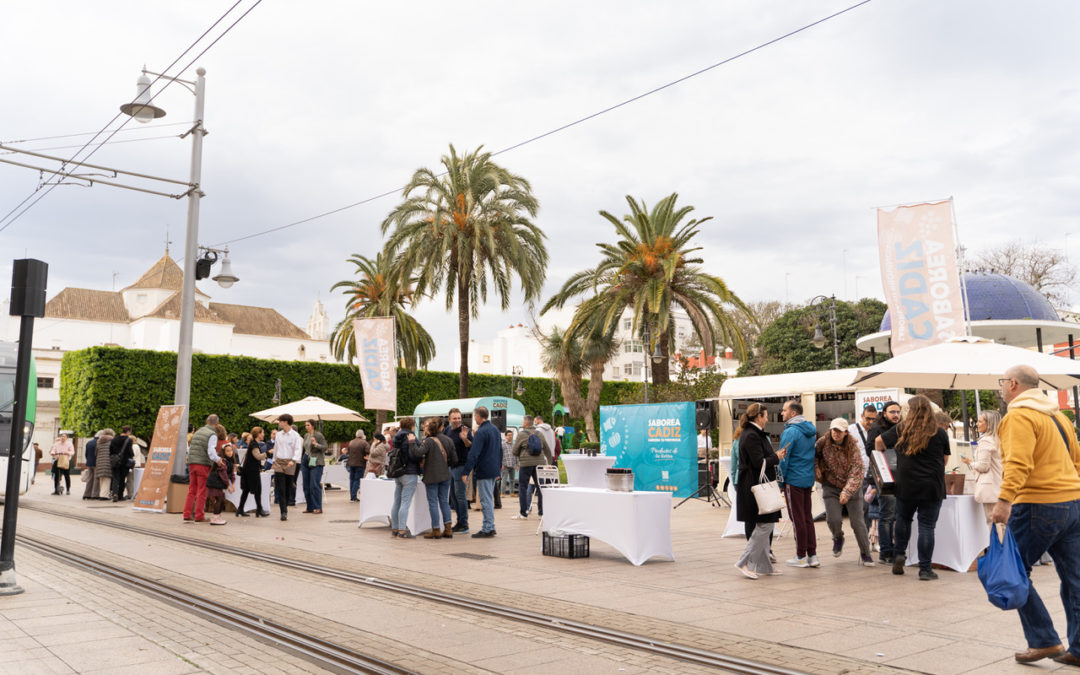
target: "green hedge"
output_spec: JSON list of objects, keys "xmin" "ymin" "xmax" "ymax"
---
[{"xmin": 60, "ymin": 346, "xmax": 640, "ymax": 443}]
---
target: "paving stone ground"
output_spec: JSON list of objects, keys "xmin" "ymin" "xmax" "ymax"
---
[{"xmin": 8, "ymin": 477, "xmax": 1079, "ymax": 673}]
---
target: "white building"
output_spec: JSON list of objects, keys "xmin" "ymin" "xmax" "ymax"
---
[
  {"xmin": 456, "ymin": 323, "xmax": 548, "ymax": 377},
  {"xmin": 605, "ymin": 307, "xmax": 741, "ymax": 381},
  {"xmin": 0, "ymin": 252, "xmax": 334, "ymax": 452}
]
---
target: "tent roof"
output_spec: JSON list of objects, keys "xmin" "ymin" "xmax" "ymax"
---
[{"xmin": 719, "ymin": 368, "xmax": 863, "ymax": 399}]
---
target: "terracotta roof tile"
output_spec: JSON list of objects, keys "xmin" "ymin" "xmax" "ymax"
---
[
  {"xmin": 143, "ymin": 293, "xmax": 229, "ymax": 324},
  {"xmin": 209, "ymin": 303, "xmax": 309, "ymax": 339},
  {"xmin": 122, "ymin": 252, "xmax": 208, "ymax": 298},
  {"xmin": 44, "ymin": 288, "xmax": 129, "ymax": 323}
]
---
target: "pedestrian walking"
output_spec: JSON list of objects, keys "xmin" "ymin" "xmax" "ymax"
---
[
  {"xmin": 49, "ymin": 433, "xmax": 75, "ymax": 495},
  {"xmin": 238, "ymin": 426, "xmax": 269, "ymax": 517},
  {"xmin": 778, "ymin": 400, "xmax": 819, "ymax": 568},
  {"xmin": 271, "ymin": 414, "xmax": 302, "ymax": 521},
  {"xmin": 511, "ymin": 415, "xmax": 552, "ymax": 520},
  {"xmin": 816, "ymin": 418, "xmax": 874, "ymax": 566},
  {"xmin": 734, "ymin": 403, "xmax": 787, "ymax": 579},
  {"xmin": 993, "ymin": 365, "xmax": 1080, "ymax": 665}
]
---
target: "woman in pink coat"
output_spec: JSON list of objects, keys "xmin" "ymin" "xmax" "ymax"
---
[{"xmin": 50, "ymin": 433, "xmax": 75, "ymax": 495}]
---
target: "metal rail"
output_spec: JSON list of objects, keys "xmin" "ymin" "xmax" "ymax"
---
[
  {"xmin": 24, "ymin": 505, "xmax": 806, "ymax": 675},
  {"xmin": 16, "ymin": 532, "xmax": 413, "ymax": 675}
]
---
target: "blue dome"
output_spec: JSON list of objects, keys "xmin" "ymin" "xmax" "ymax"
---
[{"xmin": 879, "ymin": 271, "xmax": 1059, "ymax": 331}]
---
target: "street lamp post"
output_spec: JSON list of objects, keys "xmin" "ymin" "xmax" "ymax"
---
[
  {"xmin": 510, "ymin": 365, "xmax": 525, "ymax": 398},
  {"xmin": 120, "ymin": 67, "xmax": 209, "ymax": 477},
  {"xmin": 809, "ymin": 294, "xmax": 840, "ymax": 369}
]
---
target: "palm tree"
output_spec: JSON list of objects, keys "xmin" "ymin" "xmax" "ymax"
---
[
  {"xmin": 542, "ymin": 193, "xmax": 754, "ymax": 385},
  {"xmin": 381, "ymin": 144, "xmax": 547, "ymax": 397},
  {"xmin": 329, "ymin": 252, "xmax": 436, "ymax": 427},
  {"xmin": 538, "ymin": 320, "xmax": 619, "ymax": 442}
]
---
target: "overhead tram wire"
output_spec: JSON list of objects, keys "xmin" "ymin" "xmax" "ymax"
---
[
  {"xmin": 0, "ymin": 135, "xmax": 184, "ymax": 155},
  {"xmin": 0, "ymin": 0, "xmax": 256, "ymax": 235},
  {"xmin": 212, "ymin": 0, "xmax": 876, "ymax": 249},
  {"xmin": 0, "ymin": 120, "xmax": 193, "ymax": 146}
]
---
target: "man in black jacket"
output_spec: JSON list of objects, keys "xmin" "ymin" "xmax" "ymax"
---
[
  {"xmin": 867, "ymin": 401, "xmax": 901, "ymax": 564},
  {"xmin": 109, "ymin": 425, "xmax": 135, "ymax": 502}
]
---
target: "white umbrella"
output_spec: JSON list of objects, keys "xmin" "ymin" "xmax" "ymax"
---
[
  {"xmin": 250, "ymin": 396, "xmax": 369, "ymax": 423},
  {"xmin": 850, "ymin": 336, "xmax": 1080, "ymax": 391}
]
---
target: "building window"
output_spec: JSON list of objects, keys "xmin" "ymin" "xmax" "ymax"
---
[
  {"xmin": 37, "ymin": 377, "xmax": 54, "ymax": 389},
  {"xmin": 623, "ymin": 319, "xmax": 632, "ymax": 331},
  {"xmin": 137, "ymin": 293, "xmax": 148, "ymax": 303},
  {"xmin": 297, "ymin": 344, "xmax": 307, "ymax": 359},
  {"xmin": 623, "ymin": 340, "xmax": 642, "ymax": 354},
  {"xmin": 482, "ymin": 355, "xmax": 490, "ymax": 363}
]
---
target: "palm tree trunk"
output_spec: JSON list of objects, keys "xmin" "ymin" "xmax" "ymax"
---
[
  {"xmin": 457, "ymin": 273, "xmax": 470, "ymax": 398},
  {"xmin": 652, "ymin": 329, "xmax": 672, "ymax": 385},
  {"xmin": 584, "ymin": 413, "xmax": 598, "ymax": 443},
  {"xmin": 375, "ymin": 409, "xmax": 387, "ymax": 430},
  {"xmin": 584, "ymin": 361, "xmax": 606, "ymax": 442}
]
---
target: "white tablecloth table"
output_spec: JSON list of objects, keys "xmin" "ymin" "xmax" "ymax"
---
[
  {"xmin": 323, "ymin": 463, "xmax": 350, "ymax": 488},
  {"xmin": 904, "ymin": 494, "xmax": 989, "ymax": 573},
  {"xmin": 356, "ymin": 478, "xmax": 433, "ymax": 536},
  {"xmin": 539, "ymin": 487, "xmax": 674, "ymax": 565},
  {"xmin": 560, "ymin": 455, "xmax": 617, "ymax": 489},
  {"xmin": 130, "ymin": 467, "xmax": 144, "ymax": 496}
]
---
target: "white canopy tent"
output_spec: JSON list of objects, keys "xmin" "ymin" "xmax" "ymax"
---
[
  {"xmin": 849, "ymin": 336, "xmax": 1080, "ymax": 391},
  {"xmin": 250, "ymin": 396, "xmax": 369, "ymax": 423}
]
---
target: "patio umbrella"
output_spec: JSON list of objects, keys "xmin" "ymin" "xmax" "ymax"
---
[
  {"xmin": 850, "ymin": 336, "xmax": 1080, "ymax": 390},
  {"xmin": 250, "ymin": 396, "xmax": 369, "ymax": 423}
]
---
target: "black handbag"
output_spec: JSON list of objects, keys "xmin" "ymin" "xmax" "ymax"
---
[{"xmin": 869, "ymin": 448, "xmax": 898, "ymax": 495}]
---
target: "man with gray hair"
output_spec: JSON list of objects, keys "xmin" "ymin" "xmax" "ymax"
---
[
  {"xmin": 511, "ymin": 414, "xmax": 552, "ymax": 520},
  {"xmin": 994, "ymin": 365, "xmax": 1080, "ymax": 665},
  {"xmin": 462, "ymin": 406, "xmax": 502, "ymax": 537},
  {"xmin": 183, "ymin": 414, "xmax": 222, "ymax": 523},
  {"xmin": 347, "ymin": 428, "xmax": 370, "ymax": 502}
]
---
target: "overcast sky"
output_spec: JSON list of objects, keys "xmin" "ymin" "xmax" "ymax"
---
[{"xmin": 1, "ymin": 1, "xmax": 1077, "ymax": 370}]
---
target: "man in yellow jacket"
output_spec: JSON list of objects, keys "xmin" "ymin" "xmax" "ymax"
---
[{"xmin": 993, "ymin": 365, "xmax": 1080, "ymax": 665}]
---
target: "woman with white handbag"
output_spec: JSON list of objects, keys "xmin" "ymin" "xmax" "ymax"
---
[{"xmin": 734, "ymin": 403, "xmax": 788, "ymax": 579}]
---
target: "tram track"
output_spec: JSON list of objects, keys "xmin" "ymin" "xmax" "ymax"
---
[
  {"xmin": 16, "ymin": 530, "xmax": 413, "ymax": 675},
  {"xmin": 23, "ymin": 504, "xmax": 807, "ymax": 674}
]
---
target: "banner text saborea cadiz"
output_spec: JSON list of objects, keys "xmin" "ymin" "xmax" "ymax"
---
[
  {"xmin": 876, "ymin": 200, "xmax": 966, "ymax": 355},
  {"xmin": 353, "ymin": 317, "xmax": 396, "ymax": 412}
]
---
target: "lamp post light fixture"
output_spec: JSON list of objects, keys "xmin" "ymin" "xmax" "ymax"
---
[
  {"xmin": 809, "ymin": 294, "xmax": 840, "ymax": 369},
  {"xmin": 510, "ymin": 365, "xmax": 525, "ymax": 398},
  {"xmin": 119, "ymin": 66, "xmax": 215, "ymax": 477}
]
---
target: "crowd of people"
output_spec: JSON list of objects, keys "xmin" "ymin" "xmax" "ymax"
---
[{"xmin": 733, "ymin": 364, "xmax": 1080, "ymax": 666}]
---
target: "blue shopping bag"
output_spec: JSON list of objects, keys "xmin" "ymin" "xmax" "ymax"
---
[{"xmin": 977, "ymin": 524, "xmax": 1030, "ymax": 610}]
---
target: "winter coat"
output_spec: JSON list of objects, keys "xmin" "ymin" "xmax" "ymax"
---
[
  {"xmin": 419, "ymin": 434, "xmax": 457, "ymax": 485},
  {"xmin": 778, "ymin": 416, "xmax": 817, "ymax": 488},
  {"xmin": 95, "ymin": 431, "xmax": 115, "ymax": 473},
  {"xmin": 463, "ymin": 421, "xmax": 502, "ymax": 480},
  {"xmin": 735, "ymin": 423, "xmax": 781, "ymax": 524},
  {"xmin": 240, "ymin": 440, "xmax": 265, "ymax": 489},
  {"xmin": 512, "ymin": 428, "xmax": 553, "ymax": 468},
  {"xmin": 367, "ymin": 441, "xmax": 388, "ymax": 475},
  {"xmin": 303, "ymin": 430, "xmax": 328, "ymax": 467}
]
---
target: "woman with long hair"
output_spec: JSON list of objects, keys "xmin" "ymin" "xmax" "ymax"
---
[
  {"xmin": 879, "ymin": 395, "xmax": 951, "ymax": 580},
  {"xmin": 963, "ymin": 410, "xmax": 1002, "ymax": 524},
  {"xmin": 734, "ymin": 402, "xmax": 787, "ymax": 579},
  {"xmin": 419, "ymin": 417, "xmax": 457, "ymax": 539},
  {"xmin": 238, "ymin": 426, "xmax": 270, "ymax": 517}
]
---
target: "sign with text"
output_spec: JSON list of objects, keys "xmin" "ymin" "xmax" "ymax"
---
[
  {"xmin": 877, "ymin": 200, "xmax": 966, "ymax": 355},
  {"xmin": 353, "ymin": 317, "xmax": 396, "ymax": 412},
  {"xmin": 854, "ymin": 388, "xmax": 901, "ymax": 414},
  {"xmin": 133, "ymin": 404, "xmax": 184, "ymax": 512},
  {"xmin": 600, "ymin": 402, "xmax": 696, "ymax": 497}
]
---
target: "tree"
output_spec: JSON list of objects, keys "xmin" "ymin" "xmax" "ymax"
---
[
  {"xmin": 381, "ymin": 144, "xmax": 546, "ymax": 397},
  {"xmin": 538, "ymin": 322, "xmax": 620, "ymax": 443},
  {"xmin": 728, "ymin": 300, "xmax": 796, "ymax": 357},
  {"xmin": 970, "ymin": 240, "xmax": 1077, "ymax": 307},
  {"xmin": 542, "ymin": 193, "xmax": 754, "ymax": 386},
  {"xmin": 328, "ymin": 252, "xmax": 436, "ymax": 427},
  {"xmin": 739, "ymin": 298, "xmax": 887, "ymax": 376}
]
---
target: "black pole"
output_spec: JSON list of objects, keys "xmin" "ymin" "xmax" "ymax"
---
[
  {"xmin": 961, "ymin": 390, "xmax": 970, "ymax": 442},
  {"xmin": 1, "ymin": 258, "xmax": 48, "ymax": 596}
]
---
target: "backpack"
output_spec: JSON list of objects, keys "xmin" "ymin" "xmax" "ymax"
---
[
  {"xmin": 386, "ymin": 444, "xmax": 409, "ymax": 478},
  {"xmin": 527, "ymin": 432, "xmax": 544, "ymax": 457}
]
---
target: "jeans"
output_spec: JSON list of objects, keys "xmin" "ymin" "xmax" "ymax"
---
[
  {"xmin": 348, "ymin": 466, "xmax": 365, "ymax": 500},
  {"xmin": 426, "ymin": 480, "xmax": 452, "ymax": 530},
  {"xmin": 517, "ymin": 465, "xmax": 544, "ymax": 517},
  {"xmin": 304, "ymin": 464, "xmax": 324, "ymax": 510},
  {"xmin": 501, "ymin": 467, "xmax": 516, "ymax": 494},
  {"xmin": 1009, "ymin": 500, "xmax": 1080, "ymax": 655},
  {"xmin": 450, "ymin": 466, "xmax": 469, "ymax": 527},
  {"xmin": 784, "ymin": 485, "xmax": 816, "ymax": 557},
  {"xmin": 893, "ymin": 497, "xmax": 942, "ymax": 571},
  {"xmin": 392, "ymin": 474, "xmax": 418, "ymax": 532},
  {"xmin": 273, "ymin": 472, "xmax": 292, "ymax": 515},
  {"xmin": 877, "ymin": 494, "xmax": 897, "ymax": 557},
  {"xmin": 477, "ymin": 477, "xmax": 496, "ymax": 533},
  {"xmin": 183, "ymin": 464, "xmax": 211, "ymax": 520},
  {"xmin": 822, "ymin": 482, "xmax": 871, "ymax": 557}
]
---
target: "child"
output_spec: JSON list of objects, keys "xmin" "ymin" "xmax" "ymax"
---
[{"xmin": 206, "ymin": 444, "xmax": 237, "ymax": 526}]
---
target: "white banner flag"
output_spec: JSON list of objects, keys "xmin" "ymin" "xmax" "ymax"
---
[
  {"xmin": 877, "ymin": 200, "xmax": 967, "ymax": 355},
  {"xmin": 353, "ymin": 317, "xmax": 396, "ymax": 412}
]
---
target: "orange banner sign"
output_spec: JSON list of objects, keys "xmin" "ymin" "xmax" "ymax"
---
[
  {"xmin": 877, "ymin": 200, "xmax": 967, "ymax": 355},
  {"xmin": 133, "ymin": 404, "xmax": 184, "ymax": 513}
]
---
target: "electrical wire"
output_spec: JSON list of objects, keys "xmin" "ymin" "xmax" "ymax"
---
[
  {"xmin": 0, "ymin": 135, "xmax": 180, "ymax": 155},
  {"xmin": 0, "ymin": 121, "xmax": 192, "ymax": 146},
  {"xmin": 213, "ymin": 0, "xmax": 875, "ymax": 248},
  {"xmin": 0, "ymin": 0, "xmax": 257, "ymax": 235}
]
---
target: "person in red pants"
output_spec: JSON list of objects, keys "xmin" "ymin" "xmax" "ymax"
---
[{"xmin": 183, "ymin": 413, "xmax": 222, "ymax": 522}]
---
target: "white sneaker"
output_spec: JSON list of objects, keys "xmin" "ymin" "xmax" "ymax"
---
[
  {"xmin": 807, "ymin": 555, "xmax": 821, "ymax": 568},
  {"xmin": 786, "ymin": 556, "xmax": 809, "ymax": 568},
  {"xmin": 511, "ymin": 514, "xmax": 528, "ymax": 520}
]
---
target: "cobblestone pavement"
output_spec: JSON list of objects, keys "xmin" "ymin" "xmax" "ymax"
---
[{"xmin": 13, "ymin": 479, "xmax": 1079, "ymax": 673}]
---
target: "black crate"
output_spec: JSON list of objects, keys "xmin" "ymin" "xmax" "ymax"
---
[{"xmin": 542, "ymin": 532, "xmax": 590, "ymax": 559}]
